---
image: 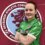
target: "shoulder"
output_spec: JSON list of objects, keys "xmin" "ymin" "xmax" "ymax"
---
[
  {"xmin": 20, "ymin": 21, "xmax": 27, "ymax": 27},
  {"xmin": 20, "ymin": 21, "xmax": 26, "ymax": 25},
  {"xmin": 35, "ymin": 19, "xmax": 42, "ymax": 26}
]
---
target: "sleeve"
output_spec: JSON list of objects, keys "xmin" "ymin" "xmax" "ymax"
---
[{"xmin": 28, "ymin": 22, "xmax": 42, "ymax": 39}]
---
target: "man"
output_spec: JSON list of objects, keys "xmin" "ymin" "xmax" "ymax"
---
[{"xmin": 15, "ymin": 1, "xmax": 42, "ymax": 45}]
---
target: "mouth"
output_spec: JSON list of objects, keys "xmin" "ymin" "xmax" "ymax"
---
[
  {"xmin": 27, "ymin": 15, "xmax": 32, "ymax": 16},
  {"xmin": 26, "ymin": 15, "xmax": 32, "ymax": 18},
  {"xmin": 25, "ymin": 13, "xmax": 32, "ymax": 16},
  {"xmin": 26, "ymin": 15, "xmax": 32, "ymax": 17},
  {"xmin": 25, "ymin": 14, "xmax": 33, "ymax": 19}
]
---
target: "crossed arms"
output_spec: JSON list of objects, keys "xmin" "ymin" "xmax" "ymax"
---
[{"xmin": 15, "ymin": 32, "xmax": 36, "ymax": 45}]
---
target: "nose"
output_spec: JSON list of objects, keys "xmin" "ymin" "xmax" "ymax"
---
[{"xmin": 27, "ymin": 10, "xmax": 30, "ymax": 13}]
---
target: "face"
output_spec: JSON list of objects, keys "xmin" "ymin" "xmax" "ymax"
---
[{"xmin": 24, "ymin": 3, "xmax": 37, "ymax": 20}]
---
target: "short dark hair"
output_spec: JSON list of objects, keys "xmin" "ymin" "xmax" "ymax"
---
[{"xmin": 27, "ymin": 1, "xmax": 37, "ymax": 10}]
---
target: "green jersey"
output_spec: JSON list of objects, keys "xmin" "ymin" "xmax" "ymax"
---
[{"xmin": 17, "ymin": 18, "xmax": 42, "ymax": 45}]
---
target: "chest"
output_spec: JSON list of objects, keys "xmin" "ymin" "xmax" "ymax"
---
[
  {"xmin": 20, "ymin": 20, "xmax": 37, "ymax": 30},
  {"xmin": 21, "ymin": 22, "xmax": 33, "ymax": 30}
]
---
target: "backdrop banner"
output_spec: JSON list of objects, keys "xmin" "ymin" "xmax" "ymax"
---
[{"xmin": 0, "ymin": 0, "xmax": 45, "ymax": 45}]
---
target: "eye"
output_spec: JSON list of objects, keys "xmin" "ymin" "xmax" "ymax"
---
[
  {"xmin": 25, "ymin": 9, "xmax": 28, "ymax": 11},
  {"xmin": 29, "ymin": 9, "xmax": 33, "ymax": 11}
]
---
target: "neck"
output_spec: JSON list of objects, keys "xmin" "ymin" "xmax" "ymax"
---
[
  {"xmin": 28, "ymin": 17, "xmax": 35, "ymax": 22},
  {"xmin": 24, "ymin": 44, "xmax": 28, "ymax": 45}
]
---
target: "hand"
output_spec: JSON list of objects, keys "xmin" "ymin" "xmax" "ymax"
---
[
  {"xmin": 19, "ymin": 34, "xmax": 29, "ymax": 45},
  {"xmin": 14, "ymin": 32, "xmax": 20, "ymax": 43}
]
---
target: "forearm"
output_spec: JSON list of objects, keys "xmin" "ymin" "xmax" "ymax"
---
[
  {"xmin": 19, "ymin": 34, "xmax": 30, "ymax": 45},
  {"xmin": 19, "ymin": 33, "xmax": 35, "ymax": 45},
  {"xmin": 14, "ymin": 32, "xmax": 27, "ymax": 44},
  {"xmin": 15, "ymin": 32, "xmax": 28, "ymax": 45},
  {"xmin": 14, "ymin": 32, "xmax": 20, "ymax": 43},
  {"xmin": 15, "ymin": 32, "xmax": 35, "ymax": 45}
]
